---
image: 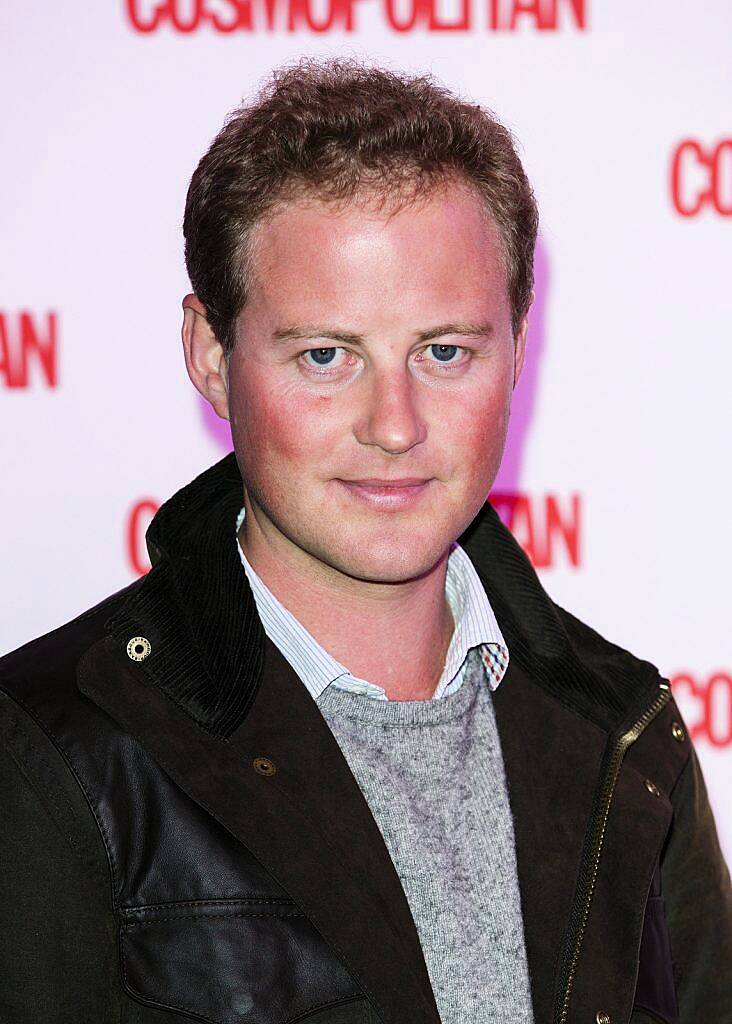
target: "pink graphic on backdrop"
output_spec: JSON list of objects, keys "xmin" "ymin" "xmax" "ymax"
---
[
  {"xmin": 198, "ymin": 235, "xmax": 549, "ymax": 491},
  {"xmin": 492, "ymin": 237, "xmax": 549, "ymax": 493},
  {"xmin": 199, "ymin": 392, "xmax": 233, "ymax": 452}
]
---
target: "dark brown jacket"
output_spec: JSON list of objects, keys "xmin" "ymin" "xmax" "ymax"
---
[{"xmin": 1, "ymin": 453, "xmax": 731, "ymax": 1024}]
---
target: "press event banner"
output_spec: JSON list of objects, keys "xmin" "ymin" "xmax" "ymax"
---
[{"xmin": 2, "ymin": 2, "xmax": 731, "ymax": 863}]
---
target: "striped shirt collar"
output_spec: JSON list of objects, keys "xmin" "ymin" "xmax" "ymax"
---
[{"xmin": 235, "ymin": 506, "xmax": 509, "ymax": 701}]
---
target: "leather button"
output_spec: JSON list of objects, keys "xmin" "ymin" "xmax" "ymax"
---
[
  {"xmin": 126, "ymin": 636, "xmax": 152, "ymax": 662},
  {"xmin": 671, "ymin": 721, "xmax": 685, "ymax": 742},
  {"xmin": 644, "ymin": 778, "xmax": 661, "ymax": 798},
  {"xmin": 596, "ymin": 1013, "xmax": 611, "ymax": 1024},
  {"xmin": 253, "ymin": 756, "xmax": 276, "ymax": 777}
]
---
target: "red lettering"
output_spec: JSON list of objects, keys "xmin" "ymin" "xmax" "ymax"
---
[
  {"xmin": 385, "ymin": 0, "xmax": 429, "ymax": 31},
  {"xmin": 705, "ymin": 673, "xmax": 732, "ymax": 747},
  {"xmin": 670, "ymin": 672, "xmax": 706, "ymax": 742},
  {"xmin": 490, "ymin": 493, "xmax": 543, "ymax": 565},
  {"xmin": 127, "ymin": 499, "xmax": 160, "ymax": 577},
  {"xmin": 20, "ymin": 312, "xmax": 57, "ymax": 387},
  {"xmin": 259, "ymin": 0, "xmax": 282, "ymax": 30},
  {"xmin": 0, "ymin": 311, "xmax": 58, "ymax": 389},
  {"xmin": 340, "ymin": 0, "xmax": 365, "ymax": 29},
  {"xmin": 489, "ymin": 492, "xmax": 518, "ymax": 530},
  {"xmin": 208, "ymin": 0, "xmax": 246, "ymax": 29},
  {"xmin": 671, "ymin": 138, "xmax": 732, "ymax": 218},
  {"xmin": 490, "ymin": 0, "xmax": 585, "ymax": 30},
  {"xmin": 509, "ymin": 0, "xmax": 546, "ymax": 30},
  {"xmin": 512, "ymin": 494, "xmax": 544, "ymax": 565},
  {"xmin": 711, "ymin": 140, "xmax": 732, "ymax": 215},
  {"xmin": 126, "ymin": 0, "xmax": 253, "ymax": 31},
  {"xmin": 554, "ymin": 0, "xmax": 585, "ymax": 28},
  {"xmin": 489, "ymin": 492, "xmax": 582, "ymax": 568},
  {"xmin": 671, "ymin": 140, "xmax": 708, "ymax": 217},
  {"xmin": 126, "ymin": 0, "xmax": 167, "ymax": 32},
  {"xmin": 288, "ymin": 0, "xmax": 352, "ymax": 31},
  {"xmin": 429, "ymin": 0, "xmax": 470, "ymax": 30},
  {"xmin": 0, "ymin": 315, "xmax": 20, "ymax": 387},
  {"xmin": 671, "ymin": 670, "xmax": 732, "ymax": 748},
  {"xmin": 124, "ymin": 0, "xmax": 588, "ymax": 31},
  {"xmin": 544, "ymin": 493, "xmax": 581, "ymax": 567},
  {"xmin": 168, "ymin": 0, "xmax": 205, "ymax": 31}
]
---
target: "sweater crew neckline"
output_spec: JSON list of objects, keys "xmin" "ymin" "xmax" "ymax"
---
[{"xmin": 315, "ymin": 648, "xmax": 487, "ymax": 727}]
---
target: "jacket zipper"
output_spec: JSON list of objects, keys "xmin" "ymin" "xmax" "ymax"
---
[{"xmin": 553, "ymin": 682, "xmax": 672, "ymax": 1024}]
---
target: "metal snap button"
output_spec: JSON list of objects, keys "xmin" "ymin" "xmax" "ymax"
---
[
  {"xmin": 253, "ymin": 756, "xmax": 276, "ymax": 777},
  {"xmin": 596, "ymin": 1012, "xmax": 611, "ymax": 1024},
  {"xmin": 671, "ymin": 721, "xmax": 685, "ymax": 742},
  {"xmin": 126, "ymin": 636, "xmax": 151, "ymax": 662},
  {"xmin": 644, "ymin": 778, "xmax": 661, "ymax": 798}
]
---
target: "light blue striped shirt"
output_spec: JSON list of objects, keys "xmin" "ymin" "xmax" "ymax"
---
[{"xmin": 235, "ymin": 506, "xmax": 509, "ymax": 701}]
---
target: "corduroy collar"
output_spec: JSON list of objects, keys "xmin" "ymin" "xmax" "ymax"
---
[{"xmin": 105, "ymin": 451, "xmax": 663, "ymax": 740}]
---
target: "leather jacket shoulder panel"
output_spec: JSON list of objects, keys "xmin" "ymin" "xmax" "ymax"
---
[
  {"xmin": 0, "ymin": 686, "xmax": 110, "ymax": 894},
  {"xmin": 0, "ymin": 691, "xmax": 121, "ymax": 1022},
  {"xmin": 2, "ymin": 590, "xmax": 288, "ymax": 907},
  {"xmin": 1, "ymin": 600, "xmax": 372, "ymax": 1024}
]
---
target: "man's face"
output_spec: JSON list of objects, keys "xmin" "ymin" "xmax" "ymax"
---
[{"xmin": 225, "ymin": 183, "xmax": 528, "ymax": 585}]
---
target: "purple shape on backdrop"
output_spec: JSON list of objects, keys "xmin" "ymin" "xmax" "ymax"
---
[
  {"xmin": 492, "ymin": 236, "xmax": 549, "ymax": 494},
  {"xmin": 197, "ymin": 236, "xmax": 549, "ymax": 489},
  {"xmin": 200, "ymin": 396, "xmax": 234, "ymax": 453}
]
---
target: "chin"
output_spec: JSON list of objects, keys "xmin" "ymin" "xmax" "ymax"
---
[{"xmin": 321, "ymin": 534, "xmax": 449, "ymax": 585}]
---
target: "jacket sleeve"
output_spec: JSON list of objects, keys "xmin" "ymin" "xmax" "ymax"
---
[
  {"xmin": 661, "ymin": 739, "xmax": 732, "ymax": 1022},
  {"xmin": 0, "ymin": 692, "xmax": 120, "ymax": 1023}
]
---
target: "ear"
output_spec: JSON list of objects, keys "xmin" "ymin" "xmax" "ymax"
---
[
  {"xmin": 181, "ymin": 294, "xmax": 230, "ymax": 421},
  {"xmin": 513, "ymin": 297, "xmax": 532, "ymax": 389}
]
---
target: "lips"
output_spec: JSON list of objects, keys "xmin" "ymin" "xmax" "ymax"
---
[
  {"xmin": 336, "ymin": 478, "xmax": 433, "ymax": 509},
  {"xmin": 341, "ymin": 478, "xmax": 430, "ymax": 486}
]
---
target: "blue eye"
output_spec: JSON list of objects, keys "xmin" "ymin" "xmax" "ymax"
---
[
  {"xmin": 307, "ymin": 347, "xmax": 338, "ymax": 366},
  {"xmin": 429, "ymin": 344, "xmax": 459, "ymax": 362}
]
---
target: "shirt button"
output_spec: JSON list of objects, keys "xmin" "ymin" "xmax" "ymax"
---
[
  {"xmin": 671, "ymin": 721, "xmax": 685, "ymax": 742},
  {"xmin": 644, "ymin": 778, "xmax": 661, "ymax": 798}
]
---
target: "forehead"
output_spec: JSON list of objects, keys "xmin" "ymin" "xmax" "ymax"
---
[{"xmin": 244, "ymin": 184, "xmax": 510, "ymax": 324}]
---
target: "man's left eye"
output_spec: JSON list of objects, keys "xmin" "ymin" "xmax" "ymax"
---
[{"xmin": 427, "ymin": 344, "xmax": 461, "ymax": 363}]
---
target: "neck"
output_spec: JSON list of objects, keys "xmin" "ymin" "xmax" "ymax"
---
[{"xmin": 238, "ymin": 502, "xmax": 455, "ymax": 702}]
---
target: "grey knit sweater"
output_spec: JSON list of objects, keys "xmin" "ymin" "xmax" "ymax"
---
[{"xmin": 317, "ymin": 647, "xmax": 534, "ymax": 1024}]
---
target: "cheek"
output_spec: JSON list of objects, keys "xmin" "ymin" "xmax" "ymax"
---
[
  {"xmin": 230, "ymin": 375, "xmax": 341, "ymax": 471},
  {"xmin": 446, "ymin": 376, "xmax": 513, "ymax": 468}
]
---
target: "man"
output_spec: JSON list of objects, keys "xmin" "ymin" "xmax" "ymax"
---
[{"xmin": 1, "ymin": 57, "xmax": 730, "ymax": 1024}]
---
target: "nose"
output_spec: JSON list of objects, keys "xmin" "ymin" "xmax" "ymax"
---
[{"xmin": 353, "ymin": 365, "xmax": 427, "ymax": 455}]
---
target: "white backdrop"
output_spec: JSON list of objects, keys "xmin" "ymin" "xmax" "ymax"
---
[{"xmin": 2, "ymin": 1, "xmax": 731, "ymax": 862}]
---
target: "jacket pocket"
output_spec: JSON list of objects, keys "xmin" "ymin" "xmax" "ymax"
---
[
  {"xmin": 632, "ymin": 862, "xmax": 680, "ymax": 1024},
  {"xmin": 119, "ymin": 898, "xmax": 368, "ymax": 1023}
]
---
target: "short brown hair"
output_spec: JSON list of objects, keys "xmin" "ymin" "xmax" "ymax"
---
[{"xmin": 183, "ymin": 56, "xmax": 538, "ymax": 358}]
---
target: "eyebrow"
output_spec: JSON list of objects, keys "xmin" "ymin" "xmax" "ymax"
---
[{"xmin": 271, "ymin": 321, "xmax": 494, "ymax": 345}]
